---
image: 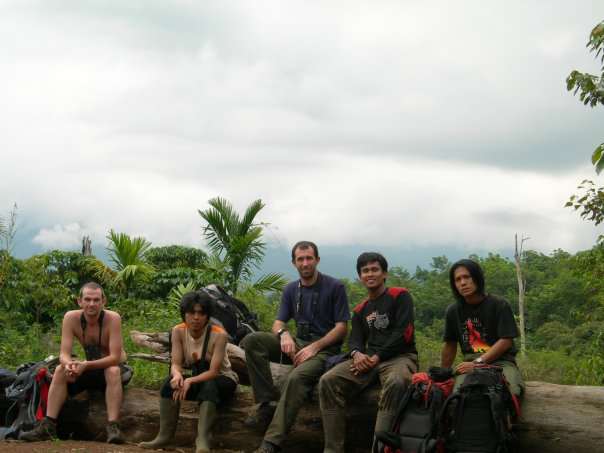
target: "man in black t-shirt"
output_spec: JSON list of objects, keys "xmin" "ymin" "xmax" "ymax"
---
[
  {"xmin": 319, "ymin": 252, "xmax": 418, "ymax": 453},
  {"xmin": 245, "ymin": 241, "xmax": 350, "ymax": 453},
  {"xmin": 440, "ymin": 259, "xmax": 524, "ymax": 397}
]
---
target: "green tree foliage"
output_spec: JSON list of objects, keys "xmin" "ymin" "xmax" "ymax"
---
[
  {"xmin": 146, "ymin": 245, "xmax": 207, "ymax": 270},
  {"xmin": 566, "ymin": 179, "xmax": 604, "ymax": 227},
  {"xmin": 143, "ymin": 253, "xmax": 231, "ymax": 300},
  {"xmin": 566, "ymin": 19, "xmax": 604, "ymax": 173},
  {"xmin": 566, "ymin": 20, "xmax": 604, "ymax": 230},
  {"xmin": 1, "ymin": 255, "xmax": 73, "ymax": 325},
  {"xmin": 564, "ymin": 20, "xmax": 604, "ymax": 382},
  {"xmin": 198, "ymin": 197, "xmax": 287, "ymax": 294}
]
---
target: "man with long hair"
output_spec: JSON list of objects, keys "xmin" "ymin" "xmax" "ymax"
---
[{"xmin": 440, "ymin": 259, "xmax": 524, "ymax": 397}]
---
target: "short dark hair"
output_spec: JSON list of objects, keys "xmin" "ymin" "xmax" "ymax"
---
[
  {"xmin": 291, "ymin": 241, "xmax": 319, "ymax": 260},
  {"xmin": 356, "ymin": 252, "xmax": 388, "ymax": 275},
  {"xmin": 179, "ymin": 291, "xmax": 214, "ymax": 322},
  {"xmin": 79, "ymin": 282, "xmax": 104, "ymax": 298},
  {"xmin": 449, "ymin": 259, "xmax": 485, "ymax": 302}
]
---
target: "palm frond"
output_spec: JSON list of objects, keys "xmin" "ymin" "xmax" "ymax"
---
[
  {"xmin": 239, "ymin": 199, "xmax": 265, "ymax": 236},
  {"xmin": 113, "ymin": 263, "xmax": 155, "ymax": 285},
  {"xmin": 251, "ymin": 273, "xmax": 289, "ymax": 293},
  {"xmin": 168, "ymin": 282, "xmax": 200, "ymax": 308},
  {"xmin": 81, "ymin": 257, "xmax": 117, "ymax": 287}
]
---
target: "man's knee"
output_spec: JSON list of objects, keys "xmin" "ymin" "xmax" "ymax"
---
[
  {"xmin": 318, "ymin": 373, "xmax": 331, "ymax": 398},
  {"xmin": 318, "ymin": 372, "xmax": 346, "ymax": 411},
  {"xmin": 244, "ymin": 331, "xmax": 266, "ymax": 352},
  {"xmin": 104, "ymin": 366, "xmax": 122, "ymax": 384},
  {"xmin": 51, "ymin": 364, "xmax": 70, "ymax": 385},
  {"xmin": 381, "ymin": 374, "xmax": 407, "ymax": 398}
]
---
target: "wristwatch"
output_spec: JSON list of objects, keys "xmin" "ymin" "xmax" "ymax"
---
[
  {"xmin": 473, "ymin": 357, "xmax": 484, "ymax": 364},
  {"xmin": 350, "ymin": 349, "xmax": 359, "ymax": 358},
  {"xmin": 276, "ymin": 328, "xmax": 287, "ymax": 337}
]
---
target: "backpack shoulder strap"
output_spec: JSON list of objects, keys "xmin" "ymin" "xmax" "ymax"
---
[{"xmin": 486, "ymin": 389, "xmax": 509, "ymax": 443}]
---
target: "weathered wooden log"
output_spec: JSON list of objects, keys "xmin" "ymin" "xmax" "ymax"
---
[{"xmin": 2, "ymin": 382, "xmax": 601, "ymax": 453}]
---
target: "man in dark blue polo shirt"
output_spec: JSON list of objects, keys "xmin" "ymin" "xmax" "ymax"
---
[{"xmin": 245, "ymin": 241, "xmax": 350, "ymax": 453}]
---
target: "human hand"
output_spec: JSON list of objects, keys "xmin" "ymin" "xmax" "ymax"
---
[
  {"xmin": 350, "ymin": 352, "xmax": 373, "ymax": 375},
  {"xmin": 173, "ymin": 377, "xmax": 191, "ymax": 403},
  {"xmin": 66, "ymin": 360, "xmax": 87, "ymax": 378},
  {"xmin": 280, "ymin": 331, "xmax": 296, "ymax": 360},
  {"xmin": 170, "ymin": 372, "xmax": 184, "ymax": 390},
  {"xmin": 455, "ymin": 361, "xmax": 475, "ymax": 375},
  {"xmin": 293, "ymin": 342, "xmax": 320, "ymax": 366}
]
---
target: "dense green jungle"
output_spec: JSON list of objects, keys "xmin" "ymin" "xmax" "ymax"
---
[{"xmin": 0, "ymin": 208, "xmax": 603, "ymax": 389}]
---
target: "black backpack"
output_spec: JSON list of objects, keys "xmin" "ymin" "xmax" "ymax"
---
[
  {"xmin": 374, "ymin": 366, "xmax": 454, "ymax": 453},
  {"xmin": 1, "ymin": 356, "xmax": 58, "ymax": 440},
  {"xmin": 439, "ymin": 365, "xmax": 520, "ymax": 453},
  {"xmin": 200, "ymin": 284, "xmax": 259, "ymax": 346}
]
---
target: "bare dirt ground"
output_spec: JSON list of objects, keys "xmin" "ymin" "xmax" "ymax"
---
[{"xmin": 0, "ymin": 440, "xmax": 243, "ymax": 453}]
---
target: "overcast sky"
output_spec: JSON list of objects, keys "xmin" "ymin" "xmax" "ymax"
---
[{"xmin": 1, "ymin": 0, "xmax": 603, "ymax": 269}]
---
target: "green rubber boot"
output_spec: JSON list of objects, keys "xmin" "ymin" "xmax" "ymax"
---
[
  {"xmin": 139, "ymin": 398, "xmax": 180, "ymax": 449},
  {"xmin": 195, "ymin": 401, "xmax": 217, "ymax": 453}
]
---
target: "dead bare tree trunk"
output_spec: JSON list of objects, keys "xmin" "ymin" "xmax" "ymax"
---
[
  {"xmin": 514, "ymin": 233, "xmax": 529, "ymax": 357},
  {"xmin": 81, "ymin": 236, "xmax": 92, "ymax": 256}
]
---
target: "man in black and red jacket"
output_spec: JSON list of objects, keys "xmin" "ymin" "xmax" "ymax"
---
[{"xmin": 319, "ymin": 252, "xmax": 418, "ymax": 453}]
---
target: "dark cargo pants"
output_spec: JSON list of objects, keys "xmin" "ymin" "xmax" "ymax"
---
[
  {"xmin": 244, "ymin": 331, "xmax": 341, "ymax": 447},
  {"xmin": 318, "ymin": 353, "xmax": 418, "ymax": 416}
]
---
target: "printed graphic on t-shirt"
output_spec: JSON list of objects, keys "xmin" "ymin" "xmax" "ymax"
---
[
  {"xmin": 462, "ymin": 318, "xmax": 490, "ymax": 353},
  {"xmin": 366, "ymin": 310, "xmax": 390, "ymax": 329}
]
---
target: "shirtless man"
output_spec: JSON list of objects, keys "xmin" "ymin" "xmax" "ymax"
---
[{"xmin": 21, "ymin": 282, "xmax": 131, "ymax": 443}]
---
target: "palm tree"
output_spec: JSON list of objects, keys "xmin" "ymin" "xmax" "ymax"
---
[
  {"xmin": 85, "ymin": 230, "xmax": 155, "ymax": 297},
  {"xmin": 106, "ymin": 230, "xmax": 155, "ymax": 291},
  {"xmin": 198, "ymin": 197, "xmax": 287, "ymax": 294}
]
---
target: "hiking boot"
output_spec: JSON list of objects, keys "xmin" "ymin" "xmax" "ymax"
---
[
  {"xmin": 106, "ymin": 421, "xmax": 124, "ymax": 444},
  {"xmin": 253, "ymin": 440, "xmax": 281, "ymax": 453},
  {"xmin": 245, "ymin": 402, "xmax": 277, "ymax": 432},
  {"xmin": 20, "ymin": 417, "xmax": 57, "ymax": 442}
]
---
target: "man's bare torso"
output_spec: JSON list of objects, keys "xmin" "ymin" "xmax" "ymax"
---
[{"xmin": 64, "ymin": 309, "xmax": 127, "ymax": 363}]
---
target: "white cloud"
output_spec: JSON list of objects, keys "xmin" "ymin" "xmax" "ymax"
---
[
  {"xmin": 32, "ymin": 223, "xmax": 85, "ymax": 250},
  {"xmin": 1, "ymin": 1, "xmax": 602, "ymax": 258}
]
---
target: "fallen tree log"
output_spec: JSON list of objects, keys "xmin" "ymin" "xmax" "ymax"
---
[{"xmin": 1, "ymin": 382, "xmax": 602, "ymax": 453}]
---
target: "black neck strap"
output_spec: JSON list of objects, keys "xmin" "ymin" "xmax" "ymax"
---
[
  {"xmin": 194, "ymin": 323, "xmax": 213, "ymax": 375},
  {"xmin": 296, "ymin": 272, "xmax": 321, "ymax": 324},
  {"xmin": 80, "ymin": 309, "xmax": 105, "ymax": 346}
]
